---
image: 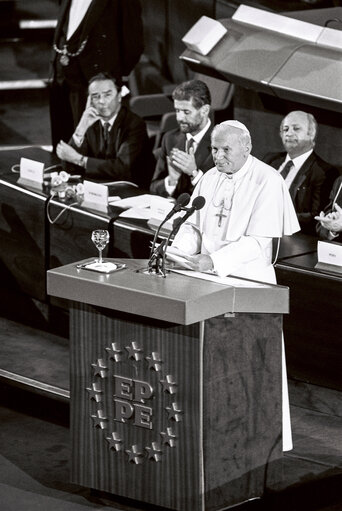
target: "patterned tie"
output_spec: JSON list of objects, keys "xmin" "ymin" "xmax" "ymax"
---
[
  {"xmin": 186, "ymin": 137, "xmax": 195, "ymax": 154},
  {"xmin": 103, "ymin": 122, "xmax": 110, "ymax": 152},
  {"xmin": 280, "ymin": 160, "xmax": 294, "ymax": 179}
]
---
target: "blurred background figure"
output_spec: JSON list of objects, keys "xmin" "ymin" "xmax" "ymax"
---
[{"xmin": 49, "ymin": 0, "xmax": 144, "ymax": 152}]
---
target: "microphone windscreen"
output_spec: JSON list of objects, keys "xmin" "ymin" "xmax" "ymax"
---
[
  {"xmin": 177, "ymin": 193, "xmax": 191, "ymax": 207},
  {"xmin": 192, "ymin": 195, "xmax": 206, "ymax": 210}
]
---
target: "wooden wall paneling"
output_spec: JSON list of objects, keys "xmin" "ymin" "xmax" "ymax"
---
[
  {"xmin": 0, "ymin": 180, "xmax": 47, "ymax": 301},
  {"xmin": 69, "ymin": 302, "xmax": 283, "ymax": 510}
]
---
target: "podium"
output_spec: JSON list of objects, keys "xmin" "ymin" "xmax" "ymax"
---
[{"xmin": 47, "ymin": 259, "xmax": 288, "ymax": 510}]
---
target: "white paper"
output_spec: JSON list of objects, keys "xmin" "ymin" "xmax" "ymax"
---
[
  {"xmin": 83, "ymin": 180, "xmax": 108, "ymax": 205},
  {"xmin": 20, "ymin": 157, "xmax": 44, "ymax": 183},
  {"xmin": 114, "ymin": 194, "xmax": 152, "ymax": 210},
  {"xmin": 108, "ymin": 196, "xmax": 121, "ymax": 203},
  {"xmin": 171, "ymin": 268, "xmax": 268, "ymax": 288},
  {"xmin": 119, "ymin": 207, "xmax": 152, "ymax": 220},
  {"xmin": 317, "ymin": 240, "xmax": 342, "ymax": 267},
  {"xmin": 84, "ymin": 261, "xmax": 118, "ymax": 272}
]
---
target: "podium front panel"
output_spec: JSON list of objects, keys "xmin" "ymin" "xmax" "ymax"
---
[
  {"xmin": 69, "ymin": 302, "xmax": 282, "ymax": 510},
  {"xmin": 70, "ymin": 302, "xmax": 203, "ymax": 510}
]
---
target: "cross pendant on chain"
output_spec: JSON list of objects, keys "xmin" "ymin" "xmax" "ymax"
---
[{"xmin": 215, "ymin": 204, "xmax": 227, "ymax": 227}]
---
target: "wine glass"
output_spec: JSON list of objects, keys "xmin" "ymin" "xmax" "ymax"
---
[{"xmin": 91, "ymin": 229, "xmax": 109, "ymax": 264}]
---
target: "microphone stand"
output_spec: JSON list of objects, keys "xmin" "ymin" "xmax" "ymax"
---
[
  {"xmin": 148, "ymin": 238, "xmax": 168, "ymax": 277},
  {"xmin": 147, "ymin": 193, "xmax": 190, "ymax": 276},
  {"xmin": 160, "ymin": 196, "xmax": 206, "ymax": 275}
]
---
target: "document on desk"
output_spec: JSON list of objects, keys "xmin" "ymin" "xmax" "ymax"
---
[
  {"xmin": 118, "ymin": 207, "xmax": 153, "ymax": 220},
  {"xmin": 112, "ymin": 194, "xmax": 152, "ymax": 209},
  {"xmin": 170, "ymin": 268, "xmax": 268, "ymax": 287}
]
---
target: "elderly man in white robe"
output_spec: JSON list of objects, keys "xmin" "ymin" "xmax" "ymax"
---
[{"xmin": 168, "ymin": 120, "xmax": 300, "ymax": 451}]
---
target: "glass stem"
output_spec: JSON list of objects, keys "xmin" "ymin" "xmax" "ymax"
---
[{"xmin": 98, "ymin": 249, "xmax": 103, "ymax": 264}]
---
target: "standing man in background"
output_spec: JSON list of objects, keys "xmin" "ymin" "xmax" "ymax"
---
[
  {"xmin": 150, "ymin": 80, "xmax": 214, "ymax": 199},
  {"xmin": 264, "ymin": 111, "xmax": 339, "ymax": 234},
  {"xmin": 50, "ymin": 0, "xmax": 143, "ymax": 151}
]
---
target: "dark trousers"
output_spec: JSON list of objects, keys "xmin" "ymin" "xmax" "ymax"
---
[{"xmin": 49, "ymin": 80, "xmax": 88, "ymax": 152}]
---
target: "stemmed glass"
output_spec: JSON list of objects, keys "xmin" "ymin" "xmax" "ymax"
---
[{"xmin": 91, "ymin": 229, "xmax": 110, "ymax": 265}]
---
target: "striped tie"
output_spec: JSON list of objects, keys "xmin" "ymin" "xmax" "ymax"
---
[
  {"xmin": 186, "ymin": 137, "xmax": 195, "ymax": 154},
  {"xmin": 281, "ymin": 160, "xmax": 294, "ymax": 179},
  {"xmin": 103, "ymin": 122, "xmax": 110, "ymax": 152}
]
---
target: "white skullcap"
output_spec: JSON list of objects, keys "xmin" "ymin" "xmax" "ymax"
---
[{"xmin": 220, "ymin": 120, "xmax": 250, "ymax": 136}]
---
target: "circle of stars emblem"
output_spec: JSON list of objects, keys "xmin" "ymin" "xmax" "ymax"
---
[{"xmin": 86, "ymin": 340, "xmax": 182, "ymax": 464}]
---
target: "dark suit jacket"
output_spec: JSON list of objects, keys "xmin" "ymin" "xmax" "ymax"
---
[
  {"xmin": 264, "ymin": 151, "xmax": 339, "ymax": 234},
  {"xmin": 52, "ymin": 0, "xmax": 143, "ymax": 86},
  {"xmin": 67, "ymin": 106, "xmax": 154, "ymax": 189},
  {"xmin": 316, "ymin": 175, "xmax": 342, "ymax": 242},
  {"xmin": 149, "ymin": 125, "xmax": 214, "ymax": 198}
]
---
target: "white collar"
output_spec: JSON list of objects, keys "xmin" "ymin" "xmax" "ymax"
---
[
  {"xmin": 216, "ymin": 154, "xmax": 253, "ymax": 181},
  {"xmin": 285, "ymin": 149, "xmax": 313, "ymax": 169},
  {"xmin": 186, "ymin": 118, "xmax": 211, "ymax": 144},
  {"xmin": 100, "ymin": 112, "xmax": 118, "ymax": 129}
]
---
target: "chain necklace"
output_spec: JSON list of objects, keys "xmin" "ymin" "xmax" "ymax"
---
[{"xmin": 53, "ymin": 38, "xmax": 88, "ymax": 66}]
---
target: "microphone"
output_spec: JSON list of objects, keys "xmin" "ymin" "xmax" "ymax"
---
[
  {"xmin": 170, "ymin": 195, "xmax": 206, "ymax": 237},
  {"xmin": 161, "ymin": 195, "xmax": 206, "ymax": 272},
  {"xmin": 164, "ymin": 192, "xmax": 191, "ymax": 222},
  {"xmin": 149, "ymin": 192, "xmax": 190, "ymax": 259}
]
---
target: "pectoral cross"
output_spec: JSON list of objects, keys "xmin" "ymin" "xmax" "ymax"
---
[{"xmin": 215, "ymin": 204, "xmax": 227, "ymax": 227}]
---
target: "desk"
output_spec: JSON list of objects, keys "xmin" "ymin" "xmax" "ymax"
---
[
  {"xmin": 0, "ymin": 147, "xmax": 340, "ymax": 393},
  {"xmin": 276, "ymin": 253, "xmax": 342, "ymax": 390},
  {"xmin": 0, "ymin": 173, "xmax": 48, "ymax": 301}
]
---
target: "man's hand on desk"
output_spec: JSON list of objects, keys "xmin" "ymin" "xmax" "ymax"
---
[
  {"xmin": 56, "ymin": 140, "xmax": 84, "ymax": 166},
  {"xmin": 315, "ymin": 203, "xmax": 342, "ymax": 235}
]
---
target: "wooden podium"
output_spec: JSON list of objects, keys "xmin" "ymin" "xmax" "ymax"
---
[{"xmin": 47, "ymin": 259, "xmax": 288, "ymax": 511}]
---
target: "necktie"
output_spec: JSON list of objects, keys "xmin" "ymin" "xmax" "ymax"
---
[
  {"xmin": 280, "ymin": 160, "xmax": 294, "ymax": 179},
  {"xmin": 103, "ymin": 122, "xmax": 110, "ymax": 152},
  {"xmin": 186, "ymin": 137, "xmax": 195, "ymax": 154}
]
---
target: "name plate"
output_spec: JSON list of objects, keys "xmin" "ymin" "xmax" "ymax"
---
[
  {"xmin": 316, "ymin": 240, "xmax": 342, "ymax": 273},
  {"xmin": 83, "ymin": 180, "xmax": 108, "ymax": 212},
  {"xmin": 19, "ymin": 157, "xmax": 44, "ymax": 184}
]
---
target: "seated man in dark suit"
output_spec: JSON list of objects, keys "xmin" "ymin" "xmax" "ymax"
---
[
  {"xmin": 150, "ymin": 79, "xmax": 214, "ymax": 199},
  {"xmin": 315, "ymin": 175, "xmax": 342, "ymax": 242},
  {"xmin": 263, "ymin": 111, "xmax": 339, "ymax": 234},
  {"xmin": 56, "ymin": 72, "xmax": 153, "ymax": 189}
]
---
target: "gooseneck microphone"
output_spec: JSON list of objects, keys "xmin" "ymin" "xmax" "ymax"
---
[
  {"xmin": 170, "ymin": 195, "xmax": 206, "ymax": 238},
  {"xmin": 149, "ymin": 192, "xmax": 190, "ymax": 260},
  {"xmin": 161, "ymin": 195, "xmax": 206, "ymax": 273}
]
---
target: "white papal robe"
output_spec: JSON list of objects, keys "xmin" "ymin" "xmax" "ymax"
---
[{"xmin": 172, "ymin": 155, "xmax": 300, "ymax": 451}]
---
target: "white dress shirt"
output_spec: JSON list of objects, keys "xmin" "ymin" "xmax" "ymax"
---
[
  {"xmin": 67, "ymin": 0, "xmax": 93, "ymax": 40},
  {"xmin": 279, "ymin": 149, "xmax": 313, "ymax": 189},
  {"xmin": 165, "ymin": 119, "xmax": 211, "ymax": 195}
]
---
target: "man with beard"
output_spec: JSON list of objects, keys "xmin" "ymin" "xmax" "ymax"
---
[
  {"xmin": 150, "ymin": 80, "xmax": 214, "ymax": 199},
  {"xmin": 56, "ymin": 73, "xmax": 153, "ymax": 189},
  {"xmin": 263, "ymin": 111, "xmax": 338, "ymax": 234}
]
